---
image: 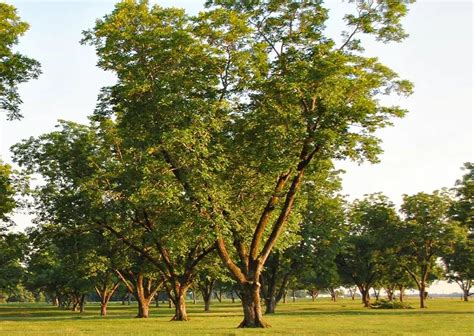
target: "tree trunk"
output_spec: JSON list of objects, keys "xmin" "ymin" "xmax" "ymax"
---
[
  {"xmin": 239, "ymin": 282, "xmax": 269, "ymax": 328},
  {"xmin": 264, "ymin": 296, "xmax": 276, "ymax": 314},
  {"xmin": 135, "ymin": 278, "xmax": 153, "ymax": 318},
  {"xmin": 292, "ymin": 289, "xmax": 296, "ymax": 302},
  {"xmin": 137, "ymin": 299, "xmax": 150, "ymax": 318},
  {"xmin": 79, "ymin": 295, "xmax": 85, "ymax": 313},
  {"xmin": 359, "ymin": 288, "xmax": 370, "ymax": 307},
  {"xmin": 419, "ymin": 283, "xmax": 426, "ymax": 308},
  {"xmin": 398, "ymin": 286, "xmax": 404, "ymax": 302},
  {"xmin": 373, "ymin": 288, "xmax": 380, "ymax": 301},
  {"xmin": 386, "ymin": 286, "xmax": 394, "ymax": 301},
  {"xmin": 463, "ymin": 289, "xmax": 469, "ymax": 302},
  {"xmin": 171, "ymin": 292, "xmax": 188, "ymax": 321},
  {"xmin": 100, "ymin": 303, "xmax": 107, "ymax": 316},
  {"xmin": 309, "ymin": 289, "xmax": 319, "ymax": 302},
  {"xmin": 230, "ymin": 291, "xmax": 235, "ymax": 303},
  {"xmin": 199, "ymin": 279, "xmax": 214, "ymax": 312},
  {"xmin": 329, "ymin": 288, "xmax": 337, "ymax": 302}
]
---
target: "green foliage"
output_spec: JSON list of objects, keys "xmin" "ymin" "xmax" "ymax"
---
[
  {"xmin": 450, "ymin": 162, "xmax": 474, "ymax": 231},
  {"xmin": 0, "ymin": 232, "xmax": 27, "ymax": 295},
  {"xmin": 370, "ymin": 299, "xmax": 413, "ymax": 310},
  {"xmin": 0, "ymin": 3, "xmax": 41, "ymax": 120},
  {"xmin": 443, "ymin": 163, "xmax": 474, "ymax": 297},
  {"xmin": 337, "ymin": 194, "xmax": 400, "ymax": 296},
  {"xmin": 0, "ymin": 161, "xmax": 16, "ymax": 228}
]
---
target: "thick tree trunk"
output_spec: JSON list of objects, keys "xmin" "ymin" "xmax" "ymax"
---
[
  {"xmin": 171, "ymin": 292, "xmax": 188, "ymax": 321},
  {"xmin": 100, "ymin": 303, "xmax": 107, "ymax": 316},
  {"xmin": 239, "ymin": 282, "xmax": 269, "ymax": 328},
  {"xmin": 264, "ymin": 296, "xmax": 276, "ymax": 314},
  {"xmin": 137, "ymin": 299, "xmax": 150, "ymax": 318},
  {"xmin": 359, "ymin": 288, "xmax": 370, "ymax": 307},
  {"xmin": 463, "ymin": 289, "xmax": 469, "ymax": 302},
  {"xmin": 79, "ymin": 295, "xmax": 85, "ymax": 313},
  {"xmin": 135, "ymin": 279, "xmax": 153, "ymax": 318}
]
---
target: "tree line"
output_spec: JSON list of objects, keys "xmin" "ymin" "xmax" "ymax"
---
[{"xmin": 0, "ymin": 0, "xmax": 472, "ymax": 329}]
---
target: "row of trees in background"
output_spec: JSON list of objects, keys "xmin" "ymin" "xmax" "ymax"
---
[
  {"xmin": 0, "ymin": 0, "xmax": 472, "ymax": 329},
  {"xmin": 2, "ymin": 160, "xmax": 472, "ymax": 315}
]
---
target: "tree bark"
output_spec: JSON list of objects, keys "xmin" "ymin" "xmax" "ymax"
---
[
  {"xmin": 398, "ymin": 285, "xmax": 404, "ymax": 302},
  {"xmin": 359, "ymin": 287, "xmax": 370, "ymax": 307},
  {"xmin": 419, "ymin": 283, "xmax": 426, "ymax": 308},
  {"xmin": 116, "ymin": 271, "xmax": 162, "ymax": 318},
  {"xmin": 198, "ymin": 278, "xmax": 215, "ymax": 312},
  {"xmin": 329, "ymin": 288, "xmax": 337, "ymax": 302},
  {"xmin": 463, "ymin": 289, "xmax": 469, "ymax": 302},
  {"xmin": 264, "ymin": 296, "xmax": 276, "ymax": 314},
  {"xmin": 171, "ymin": 291, "xmax": 189, "ymax": 321},
  {"xmin": 79, "ymin": 295, "xmax": 85, "ymax": 313},
  {"xmin": 239, "ymin": 282, "xmax": 269, "ymax": 328}
]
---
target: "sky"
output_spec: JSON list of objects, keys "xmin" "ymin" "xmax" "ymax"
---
[{"xmin": 0, "ymin": 0, "xmax": 472, "ymax": 294}]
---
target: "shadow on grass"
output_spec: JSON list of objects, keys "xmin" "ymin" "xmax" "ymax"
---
[{"xmin": 273, "ymin": 308, "xmax": 473, "ymax": 317}]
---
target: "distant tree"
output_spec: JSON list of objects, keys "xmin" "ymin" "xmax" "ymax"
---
[
  {"xmin": 194, "ymin": 255, "xmax": 230, "ymax": 312},
  {"xmin": 399, "ymin": 191, "xmax": 464, "ymax": 308},
  {"xmin": 443, "ymin": 237, "xmax": 473, "ymax": 301},
  {"xmin": 297, "ymin": 194, "xmax": 346, "ymax": 304},
  {"xmin": 337, "ymin": 194, "xmax": 400, "ymax": 307},
  {"xmin": 0, "ymin": 232, "xmax": 26, "ymax": 297},
  {"xmin": 443, "ymin": 163, "xmax": 474, "ymax": 301},
  {"xmin": 0, "ymin": 3, "xmax": 41, "ymax": 120}
]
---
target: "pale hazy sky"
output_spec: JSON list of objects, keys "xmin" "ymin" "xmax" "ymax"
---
[{"xmin": 0, "ymin": 0, "xmax": 472, "ymax": 293}]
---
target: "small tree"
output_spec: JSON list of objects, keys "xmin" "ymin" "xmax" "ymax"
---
[
  {"xmin": 443, "ymin": 163, "xmax": 474, "ymax": 301},
  {"xmin": 399, "ymin": 191, "xmax": 464, "ymax": 308}
]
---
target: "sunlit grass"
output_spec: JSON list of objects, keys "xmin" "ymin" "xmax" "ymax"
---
[{"xmin": 0, "ymin": 297, "xmax": 472, "ymax": 335}]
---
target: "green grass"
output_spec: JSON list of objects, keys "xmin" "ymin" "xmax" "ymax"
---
[{"xmin": 0, "ymin": 298, "xmax": 472, "ymax": 335}]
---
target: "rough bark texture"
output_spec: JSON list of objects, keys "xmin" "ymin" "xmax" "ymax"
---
[
  {"xmin": 260, "ymin": 252, "xmax": 292, "ymax": 315},
  {"xmin": 239, "ymin": 282, "xmax": 269, "ymax": 328},
  {"xmin": 171, "ymin": 291, "xmax": 189, "ymax": 321},
  {"xmin": 96, "ymin": 279, "xmax": 120, "ymax": 317},
  {"xmin": 116, "ymin": 271, "xmax": 163, "ymax": 318},
  {"xmin": 359, "ymin": 287, "xmax": 370, "ymax": 307}
]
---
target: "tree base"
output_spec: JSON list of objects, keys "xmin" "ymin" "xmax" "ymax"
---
[
  {"xmin": 238, "ymin": 319, "xmax": 271, "ymax": 328},
  {"xmin": 171, "ymin": 316, "xmax": 190, "ymax": 321}
]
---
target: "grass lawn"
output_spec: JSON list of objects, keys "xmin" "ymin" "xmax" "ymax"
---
[{"xmin": 0, "ymin": 298, "xmax": 472, "ymax": 335}]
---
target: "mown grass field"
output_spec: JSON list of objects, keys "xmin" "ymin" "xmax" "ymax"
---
[{"xmin": 0, "ymin": 298, "xmax": 472, "ymax": 335}]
